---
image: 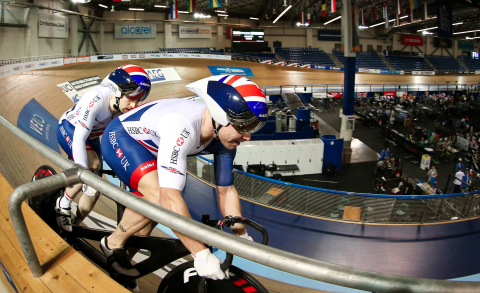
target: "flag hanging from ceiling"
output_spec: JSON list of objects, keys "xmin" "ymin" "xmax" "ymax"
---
[
  {"xmin": 301, "ymin": 12, "xmax": 304, "ymax": 24},
  {"xmin": 396, "ymin": 0, "xmax": 401, "ymax": 26},
  {"xmin": 421, "ymin": 2, "xmax": 427, "ymax": 20},
  {"xmin": 410, "ymin": 0, "xmax": 418, "ymax": 10},
  {"xmin": 307, "ymin": 8, "xmax": 311, "ymax": 24},
  {"xmin": 209, "ymin": 0, "xmax": 222, "ymax": 8},
  {"xmin": 331, "ymin": 0, "xmax": 337, "ymax": 13},
  {"xmin": 360, "ymin": 9, "xmax": 365, "ymax": 26},
  {"xmin": 188, "ymin": 0, "xmax": 196, "ymax": 13},
  {"xmin": 113, "ymin": 0, "xmax": 121, "ymax": 2},
  {"xmin": 383, "ymin": 1, "xmax": 389, "ymax": 28},
  {"xmin": 322, "ymin": 2, "xmax": 327, "ymax": 17},
  {"xmin": 407, "ymin": 8, "xmax": 412, "ymax": 23},
  {"xmin": 396, "ymin": 0, "xmax": 401, "ymax": 15},
  {"xmin": 170, "ymin": 0, "xmax": 178, "ymax": 19},
  {"xmin": 371, "ymin": 6, "xmax": 376, "ymax": 22}
]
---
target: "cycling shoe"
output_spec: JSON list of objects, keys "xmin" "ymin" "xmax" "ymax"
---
[
  {"xmin": 55, "ymin": 197, "xmax": 72, "ymax": 232},
  {"xmin": 100, "ymin": 237, "xmax": 140, "ymax": 277}
]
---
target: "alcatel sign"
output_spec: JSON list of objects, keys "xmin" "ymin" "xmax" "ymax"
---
[{"xmin": 115, "ymin": 23, "xmax": 156, "ymax": 39}]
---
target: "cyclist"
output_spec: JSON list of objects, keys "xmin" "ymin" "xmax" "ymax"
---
[
  {"xmin": 56, "ymin": 64, "xmax": 151, "ymax": 232},
  {"xmin": 99, "ymin": 75, "xmax": 267, "ymax": 282}
]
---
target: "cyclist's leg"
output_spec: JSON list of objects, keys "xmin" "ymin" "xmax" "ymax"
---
[
  {"xmin": 74, "ymin": 138, "xmax": 102, "ymax": 224},
  {"xmin": 101, "ymin": 126, "xmax": 159, "ymax": 249}
]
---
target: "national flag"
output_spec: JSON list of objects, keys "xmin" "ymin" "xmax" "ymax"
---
[
  {"xmin": 209, "ymin": 0, "xmax": 222, "ymax": 8},
  {"xmin": 188, "ymin": 0, "xmax": 196, "ymax": 13},
  {"xmin": 331, "ymin": 0, "xmax": 337, "ymax": 13},
  {"xmin": 170, "ymin": 0, "xmax": 178, "ymax": 19},
  {"xmin": 322, "ymin": 3, "xmax": 326, "ymax": 17},
  {"xmin": 421, "ymin": 2, "xmax": 427, "ymax": 20},
  {"xmin": 113, "ymin": 0, "xmax": 121, "ymax": 2},
  {"xmin": 383, "ymin": 1, "xmax": 389, "ymax": 28},
  {"xmin": 396, "ymin": 13, "xmax": 400, "ymax": 26},
  {"xmin": 360, "ymin": 9, "xmax": 364, "ymax": 26},
  {"xmin": 396, "ymin": 0, "xmax": 401, "ymax": 15},
  {"xmin": 307, "ymin": 8, "xmax": 311, "ymax": 24},
  {"xmin": 407, "ymin": 8, "xmax": 413, "ymax": 23},
  {"xmin": 371, "ymin": 6, "xmax": 376, "ymax": 22},
  {"xmin": 410, "ymin": 0, "xmax": 418, "ymax": 10},
  {"xmin": 301, "ymin": 12, "xmax": 304, "ymax": 24}
]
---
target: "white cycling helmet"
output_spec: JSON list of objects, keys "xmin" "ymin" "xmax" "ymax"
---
[{"xmin": 185, "ymin": 75, "xmax": 268, "ymax": 136}]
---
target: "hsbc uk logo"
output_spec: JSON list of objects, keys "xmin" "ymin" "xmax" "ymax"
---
[
  {"xmin": 109, "ymin": 132, "xmax": 129, "ymax": 170},
  {"xmin": 170, "ymin": 128, "xmax": 190, "ymax": 164}
]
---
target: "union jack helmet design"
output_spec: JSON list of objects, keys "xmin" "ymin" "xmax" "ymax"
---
[
  {"xmin": 101, "ymin": 64, "xmax": 151, "ymax": 102},
  {"xmin": 185, "ymin": 75, "xmax": 268, "ymax": 134}
]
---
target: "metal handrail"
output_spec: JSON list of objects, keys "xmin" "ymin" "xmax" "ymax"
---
[{"xmin": 1, "ymin": 114, "xmax": 480, "ymax": 292}]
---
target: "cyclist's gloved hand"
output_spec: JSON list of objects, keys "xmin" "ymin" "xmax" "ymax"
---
[
  {"xmin": 193, "ymin": 248, "xmax": 228, "ymax": 280},
  {"xmin": 239, "ymin": 231, "xmax": 253, "ymax": 242}
]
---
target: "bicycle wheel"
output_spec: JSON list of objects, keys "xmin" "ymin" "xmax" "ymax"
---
[
  {"xmin": 158, "ymin": 262, "xmax": 268, "ymax": 293},
  {"xmin": 29, "ymin": 165, "xmax": 64, "ymax": 227}
]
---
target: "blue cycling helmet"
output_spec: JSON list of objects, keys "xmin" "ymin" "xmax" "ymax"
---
[
  {"xmin": 186, "ymin": 75, "xmax": 268, "ymax": 135},
  {"xmin": 101, "ymin": 64, "xmax": 151, "ymax": 111}
]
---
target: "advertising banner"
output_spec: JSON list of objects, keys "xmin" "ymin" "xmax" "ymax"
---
[
  {"xmin": 17, "ymin": 98, "xmax": 61, "ymax": 153},
  {"xmin": 115, "ymin": 23, "xmax": 156, "ymax": 39},
  {"xmin": 208, "ymin": 66, "xmax": 254, "ymax": 77},
  {"xmin": 412, "ymin": 71, "xmax": 435, "ymax": 75},
  {"xmin": 38, "ymin": 13, "xmax": 68, "ymax": 38},
  {"xmin": 144, "ymin": 68, "xmax": 182, "ymax": 83},
  {"xmin": 458, "ymin": 40, "xmax": 474, "ymax": 51},
  {"xmin": 57, "ymin": 76, "xmax": 102, "ymax": 103},
  {"xmin": 317, "ymin": 29, "xmax": 341, "ymax": 41},
  {"xmin": 64, "ymin": 56, "xmax": 91, "ymax": 65},
  {"xmin": 179, "ymin": 25, "xmax": 212, "ymax": 38},
  {"xmin": 384, "ymin": 91, "xmax": 396, "ymax": 97},
  {"xmin": 401, "ymin": 34, "xmax": 424, "ymax": 46},
  {"xmin": 436, "ymin": 0, "xmax": 453, "ymax": 38}
]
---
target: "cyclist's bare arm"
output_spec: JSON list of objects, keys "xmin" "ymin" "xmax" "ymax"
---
[
  {"xmin": 217, "ymin": 185, "xmax": 246, "ymax": 236},
  {"xmin": 159, "ymin": 187, "xmax": 207, "ymax": 257}
]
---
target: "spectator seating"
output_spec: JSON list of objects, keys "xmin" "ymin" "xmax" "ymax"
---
[
  {"xmin": 332, "ymin": 51, "xmax": 388, "ymax": 70},
  {"xmin": 274, "ymin": 47, "xmax": 335, "ymax": 66},
  {"xmin": 458, "ymin": 55, "xmax": 480, "ymax": 71},
  {"xmin": 385, "ymin": 55, "xmax": 432, "ymax": 71},
  {"xmin": 425, "ymin": 55, "xmax": 464, "ymax": 72},
  {"xmin": 158, "ymin": 47, "xmax": 223, "ymax": 54},
  {"xmin": 355, "ymin": 51, "xmax": 389, "ymax": 70}
]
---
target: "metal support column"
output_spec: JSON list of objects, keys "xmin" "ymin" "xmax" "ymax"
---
[{"xmin": 340, "ymin": 0, "xmax": 357, "ymax": 164}]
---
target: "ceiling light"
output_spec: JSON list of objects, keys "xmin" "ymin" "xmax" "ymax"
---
[
  {"xmin": 179, "ymin": 11, "xmax": 189, "ymax": 13},
  {"xmin": 218, "ymin": 14, "xmax": 228, "ymax": 17},
  {"xmin": 250, "ymin": 17, "xmax": 259, "ymax": 20},
  {"xmin": 422, "ymin": 31, "xmax": 433, "ymax": 35},
  {"xmin": 453, "ymin": 30, "xmax": 479, "ymax": 35},
  {"xmin": 215, "ymin": 10, "xmax": 225, "ymax": 13},
  {"xmin": 283, "ymin": 0, "xmax": 287, "ymax": 7},
  {"xmin": 98, "ymin": 3, "xmax": 108, "ymax": 8},
  {"xmin": 453, "ymin": 22, "xmax": 463, "ymax": 26},
  {"xmin": 305, "ymin": 23, "xmax": 309, "ymax": 26},
  {"xmin": 417, "ymin": 27, "xmax": 437, "ymax": 32},
  {"xmin": 359, "ymin": 25, "xmax": 368, "ymax": 29},
  {"xmin": 296, "ymin": 22, "xmax": 301, "ymax": 26},
  {"xmin": 369, "ymin": 22, "xmax": 385, "ymax": 28},
  {"xmin": 154, "ymin": 5, "xmax": 166, "ymax": 8},
  {"xmin": 400, "ymin": 15, "xmax": 408, "ymax": 19},
  {"xmin": 324, "ymin": 16, "xmax": 341, "ymax": 25},
  {"xmin": 273, "ymin": 5, "xmax": 292, "ymax": 23},
  {"xmin": 129, "ymin": 8, "xmax": 144, "ymax": 11}
]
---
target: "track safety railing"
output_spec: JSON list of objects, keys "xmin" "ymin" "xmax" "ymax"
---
[
  {"xmin": 189, "ymin": 156, "xmax": 480, "ymax": 224},
  {"xmin": 1, "ymin": 115, "xmax": 480, "ymax": 292}
]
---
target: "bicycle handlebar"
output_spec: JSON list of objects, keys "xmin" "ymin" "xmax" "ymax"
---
[{"xmin": 201, "ymin": 214, "xmax": 269, "ymax": 272}]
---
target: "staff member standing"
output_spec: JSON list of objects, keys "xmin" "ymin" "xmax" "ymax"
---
[{"xmin": 453, "ymin": 169, "xmax": 465, "ymax": 193}]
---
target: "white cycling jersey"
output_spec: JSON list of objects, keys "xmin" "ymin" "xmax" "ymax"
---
[
  {"xmin": 119, "ymin": 99, "xmax": 209, "ymax": 189},
  {"xmin": 59, "ymin": 86, "xmax": 119, "ymax": 168}
]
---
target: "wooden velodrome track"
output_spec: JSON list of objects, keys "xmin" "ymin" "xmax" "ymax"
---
[{"xmin": 0, "ymin": 59, "xmax": 479, "ymax": 293}]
